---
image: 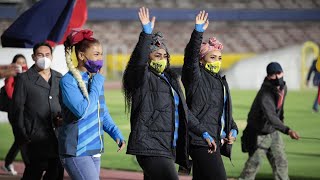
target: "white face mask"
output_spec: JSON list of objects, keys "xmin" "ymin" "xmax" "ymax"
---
[
  {"xmin": 36, "ymin": 57, "xmax": 51, "ymax": 70},
  {"xmin": 15, "ymin": 64, "xmax": 22, "ymax": 73}
]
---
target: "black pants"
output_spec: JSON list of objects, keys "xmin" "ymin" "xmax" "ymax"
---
[
  {"xmin": 4, "ymin": 140, "xmax": 19, "ymax": 166},
  {"xmin": 21, "ymin": 157, "xmax": 63, "ymax": 180},
  {"xmin": 136, "ymin": 156, "xmax": 178, "ymax": 180},
  {"xmin": 4, "ymin": 141, "xmax": 29, "ymax": 166},
  {"xmin": 190, "ymin": 145, "xmax": 227, "ymax": 180}
]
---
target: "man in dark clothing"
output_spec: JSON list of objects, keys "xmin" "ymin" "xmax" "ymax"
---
[
  {"xmin": 12, "ymin": 42, "xmax": 63, "ymax": 180},
  {"xmin": 239, "ymin": 62, "xmax": 300, "ymax": 180},
  {"xmin": 306, "ymin": 59, "xmax": 320, "ymax": 112}
]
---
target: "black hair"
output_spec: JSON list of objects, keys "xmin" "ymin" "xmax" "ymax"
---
[
  {"xmin": 33, "ymin": 42, "xmax": 53, "ymax": 54},
  {"xmin": 11, "ymin": 54, "xmax": 26, "ymax": 64}
]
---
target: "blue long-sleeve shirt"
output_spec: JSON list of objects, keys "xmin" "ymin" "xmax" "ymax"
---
[{"xmin": 58, "ymin": 71, "xmax": 124, "ymax": 156}]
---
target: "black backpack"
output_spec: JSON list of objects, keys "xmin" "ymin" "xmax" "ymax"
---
[{"xmin": 0, "ymin": 86, "xmax": 10, "ymax": 112}]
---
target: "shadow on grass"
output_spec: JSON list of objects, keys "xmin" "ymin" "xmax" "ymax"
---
[
  {"xmin": 233, "ymin": 173, "xmax": 320, "ymax": 180},
  {"xmin": 287, "ymin": 151, "xmax": 320, "ymax": 158}
]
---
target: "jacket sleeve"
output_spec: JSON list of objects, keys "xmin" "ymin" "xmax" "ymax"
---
[
  {"xmin": 123, "ymin": 32, "xmax": 153, "ymax": 90},
  {"xmin": 102, "ymin": 99, "xmax": 124, "ymax": 142},
  {"xmin": 11, "ymin": 75, "xmax": 29, "ymax": 144},
  {"xmin": 261, "ymin": 93, "xmax": 290, "ymax": 134},
  {"xmin": 187, "ymin": 109, "xmax": 207, "ymax": 137},
  {"xmin": 230, "ymin": 117, "xmax": 238, "ymax": 134},
  {"xmin": 60, "ymin": 74, "xmax": 104, "ymax": 118},
  {"xmin": 4, "ymin": 77, "xmax": 15, "ymax": 99},
  {"xmin": 181, "ymin": 30, "xmax": 203, "ymax": 88}
]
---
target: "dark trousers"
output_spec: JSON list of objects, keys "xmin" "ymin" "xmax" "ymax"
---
[
  {"xmin": 6, "ymin": 119, "xmax": 29, "ymax": 166},
  {"xmin": 4, "ymin": 141, "xmax": 29, "ymax": 166},
  {"xmin": 136, "ymin": 156, "xmax": 179, "ymax": 180},
  {"xmin": 22, "ymin": 157, "xmax": 63, "ymax": 180},
  {"xmin": 190, "ymin": 145, "xmax": 227, "ymax": 180},
  {"xmin": 4, "ymin": 140, "xmax": 19, "ymax": 166}
]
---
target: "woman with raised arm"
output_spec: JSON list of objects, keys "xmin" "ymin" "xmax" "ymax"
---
[
  {"xmin": 122, "ymin": 7, "xmax": 214, "ymax": 180},
  {"xmin": 181, "ymin": 11, "xmax": 238, "ymax": 180},
  {"xmin": 58, "ymin": 29, "xmax": 125, "ymax": 180}
]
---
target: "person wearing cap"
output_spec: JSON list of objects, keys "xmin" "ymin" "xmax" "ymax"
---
[
  {"xmin": 239, "ymin": 62, "xmax": 300, "ymax": 180},
  {"xmin": 181, "ymin": 10, "xmax": 238, "ymax": 180},
  {"xmin": 122, "ymin": 7, "xmax": 213, "ymax": 180}
]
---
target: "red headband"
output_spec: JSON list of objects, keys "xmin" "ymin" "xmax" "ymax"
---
[{"xmin": 68, "ymin": 29, "xmax": 94, "ymax": 45}]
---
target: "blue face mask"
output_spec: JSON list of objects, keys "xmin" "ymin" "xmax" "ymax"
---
[{"xmin": 84, "ymin": 59, "xmax": 103, "ymax": 73}]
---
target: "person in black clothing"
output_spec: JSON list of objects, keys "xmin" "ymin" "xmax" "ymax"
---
[
  {"xmin": 181, "ymin": 11, "xmax": 238, "ymax": 180},
  {"xmin": 12, "ymin": 42, "xmax": 63, "ymax": 180},
  {"xmin": 239, "ymin": 62, "xmax": 300, "ymax": 180},
  {"xmin": 2, "ymin": 54, "xmax": 29, "ymax": 175},
  {"xmin": 122, "ymin": 7, "xmax": 214, "ymax": 180},
  {"xmin": 306, "ymin": 59, "xmax": 320, "ymax": 112}
]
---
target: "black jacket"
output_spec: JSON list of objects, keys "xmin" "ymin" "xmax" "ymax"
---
[
  {"xmin": 124, "ymin": 32, "xmax": 206, "ymax": 169},
  {"xmin": 12, "ymin": 65, "xmax": 62, "ymax": 159},
  {"xmin": 246, "ymin": 78, "xmax": 289, "ymax": 135},
  {"xmin": 307, "ymin": 59, "xmax": 320, "ymax": 86},
  {"xmin": 181, "ymin": 30, "xmax": 238, "ymax": 157}
]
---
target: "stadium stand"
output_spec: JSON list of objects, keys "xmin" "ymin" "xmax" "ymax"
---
[
  {"xmin": 0, "ymin": 0, "xmax": 319, "ymax": 78},
  {"xmin": 86, "ymin": 0, "xmax": 320, "ymax": 9}
]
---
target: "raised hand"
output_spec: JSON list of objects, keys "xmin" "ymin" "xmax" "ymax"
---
[
  {"xmin": 195, "ymin": 10, "xmax": 209, "ymax": 32},
  {"xmin": 138, "ymin": 7, "xmax": 156, "ymax": 31},
  {"xmin": 0, "ymin": 64, "xmax": 18, "ymax": 78}
]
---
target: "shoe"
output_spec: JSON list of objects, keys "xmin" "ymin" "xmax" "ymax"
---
[
  {"xmin": 178, "ymin": 166, "xmax": 191, "ymax": 176},
  {"xmin": 1, "ymin": 164, "xmax": 18, "ymax": 175},
  {"xmin": 312, "ymin": 107, "xmax": 319, "ymax": 113}
]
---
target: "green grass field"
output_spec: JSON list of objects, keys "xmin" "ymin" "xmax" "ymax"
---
[{"xmin": 1, "ymin": 89, "xmax": 319, "ymax": 179}]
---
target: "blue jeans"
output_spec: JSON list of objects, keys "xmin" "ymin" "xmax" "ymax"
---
[{"xmin": 60, "ymin": 156, "xmax": 100, "ymax": 180}]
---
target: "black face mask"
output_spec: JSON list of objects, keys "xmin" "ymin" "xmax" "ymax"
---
[{"xmin": 269, "ymin": 77, "xmax": 285, "ymax": 88}]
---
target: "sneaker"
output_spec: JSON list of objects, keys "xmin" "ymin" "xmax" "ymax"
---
[
  {"xmin": 312, "ymin": 107, "xmax": 319, "ymax": 113},
  {"xmin": 1, "ymin": 164, "xmax": 18, "ymax": 175}
]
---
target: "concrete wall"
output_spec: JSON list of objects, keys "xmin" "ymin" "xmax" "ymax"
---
[{"xmin": 223, "ymin": 44, "xmax": 316, "ymax": 90}]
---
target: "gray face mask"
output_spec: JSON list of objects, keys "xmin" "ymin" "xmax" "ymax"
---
[{"xmin": 36, "ymin": 57, "xmax": 51, "ymax": 70}]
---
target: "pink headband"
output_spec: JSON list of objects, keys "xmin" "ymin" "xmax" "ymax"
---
[{"xmin": 200, "ymin": 37, "xmax": 223, "ymax": 59}]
